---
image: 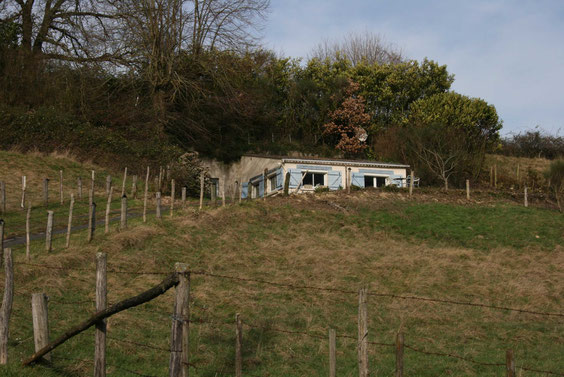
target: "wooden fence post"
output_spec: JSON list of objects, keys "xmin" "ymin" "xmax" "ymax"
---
[
  {"xmin": 284, "ymin": 172, "xmax": 290, "ymax": 196},
  {"xmin": 43, "ymin": 178, "xmax": 49, "ymax": 206},
  {"xmin": 78, "ymin": 177, "xmax": 82, "ymax": 200},
  {"xmin": 131, "ymin": 175, "xmax": 138, "ymax": 199},
  {"xmin": 143, "ymin": 167, "xmax": 150, "ymax": 223},
  {"xmin": 156, "ymin": 192, "xmax": 162, "ymax": 219},
  {"xmin": 21, "ymin": 176, "xmax": 26, "ymax": 209},
  {"xmin": 0, "ymin": 248, "xmax": 13, "ymax": 364},
  {"xmin": 95, "ymin": 252, "xmax": 107, "ymax": 377},
  {"xmin": 466, "ymin": 179, "xmax": 470, "ymax": 200},
  {"xmin": 87, "ymin": 201, "xmax": 96, "ymax": 243},
  {"xmin": 181, "ymin": 187, "xmax": 187, "ymax": 208},
  {"xmin": 105, "ymin": 187, "xmax": 113, "ymax": 234},
  {"xmin": 46, "ymin": 211, "xmax": 54, "ymax": 252},
  {"xmin": 358, "ymin": 287, "xmax": 368, "ymax": 377},
  {"xmin": 121, "ymin": 168, "xmax": 127, "ymax": 197},
  {"xmin": 199, "ymin": 172, "xmax": 204, "ymax": 210},
  {"xmin": 65, "ymin": 194, "xmax": 75, "ymax": 248},
  {"xmin": 0, "ymin": 182, "xmax": 5, "ymax": 214},
  {"xmin": 409, "ymin": 170, "xmax": 414, "ymax": 197},
  {"xmin": 395, "ymin": 332, "xmax": 404, "ymax": 377},
  {"xmin": 506, "ymin": 349, "xmax": 515, "ymax": 377},
  {"xmin": 524, "ymin": 186, "xmax": 528, "ymax": 208},
  {"xmin": 170, "ymin": 180, "xmax": 175, "ymax": 217},
  {"xmin": 158, "ymin": 166, "xmax": 163, "ymax": 192},
  {"xmin": 59, "ymin": 170, "xmax": 64, "ymax": 205},
  {"xmin": 31, "ymin": 292, "xmax": 50, "ymax": 362},
  {"xmin": 169, "ymin": 263, "xmax": 190, "ymax": 377},
  {"xmin": 26, "ymin": 207, "xmax": 31, "ymax": 260},
  {"xmin": 347, "ymin": 167, "xmax": 352, "ymax": 194},
  {"xmin": 120, "ymin": 195, "xmax": 127, "ymax": 230},
  {"xmin": 236, "ymin": 313, "xmax": 243, "ymax": 377},
  {"xmin": 91, "ymin": 170, "xmax": 96, "ymax": 196},
  {"xmin": 329, "ymin": 328, "xmax": 336, "ymax": 377},
  {"xmin": 106, "ymin": 175, "xmax": 111, "ymax": 196}
]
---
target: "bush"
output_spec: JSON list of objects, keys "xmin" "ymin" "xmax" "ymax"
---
[
  {"xmin": 500, "ymin": 131, "xmax": 564, "ymax": 159},
  {"xmin": 545, "ymin": 159, "xmax": 564, "ymax": 211}
]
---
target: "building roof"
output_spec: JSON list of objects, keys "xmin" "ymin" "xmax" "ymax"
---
[{"xmin": 244, "ymin": 154, "xmax": 410, "ymax": 169}]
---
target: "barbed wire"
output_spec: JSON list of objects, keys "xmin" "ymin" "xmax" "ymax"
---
[
  {"xmin": 108, "ymin": 336, "xmax": 172, "ymax": 353},
  {"xmin": 191, "ymin": 270, "xmax": 564, "ymax": 318}
]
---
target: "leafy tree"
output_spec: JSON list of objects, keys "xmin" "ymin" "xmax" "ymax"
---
[
  {"xmin": 323, "ymin": 80, "xmax": 370, "ymax": 157},
  {"xmin": 404, "ymin": 92, "xmax": 502, "ymax": 188}
]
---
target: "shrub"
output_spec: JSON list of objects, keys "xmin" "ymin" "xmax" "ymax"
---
[{"xmin": 545, "ymin": 159, "xmax": 564, "ymax": 211}]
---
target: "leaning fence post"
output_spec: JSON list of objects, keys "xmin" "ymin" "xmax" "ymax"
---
[
  {"xmin": 395, "ymin": 332, "xmax": 404, "ymax": 377},
  {"xmin": 43, "ymin": 178, "xmax": 49, "ymax": 206},
  {"xmin": 236, "ymin": 313, "xmax": 243, "ymax": 377},
  {"xmin": 143, "ymin": 167, "xmax": 150, "ymax": 223},
  {"xmin": 26, "ymin": 207, "xmax": 31, "ymax": 260},
  {"xmin": 358, "ymin": 287, "xmax": 368, "ymax": 377},
  {"xmin": 170, "ymin": 179, "xmax": 175, "ymax": 217},
  {"xmin": 524, "ymin": 186, "xmax": 528, "ymax": 207},
  {"xmin": 329, "ymin": 328, "xmax": 336, "ymax": 377},
  {"xmin": 105, "ymin": 187, "xmax": 113, "ymax": 234},
  {"xmin": 0, "ymin": 248, "xmax": 13, "ymax": 364},
  {"xmin": 156, "ymin": 192, "xmax": 162, "ymax": 219},
  {"xmin": 199, "ymin": 172, "xmax": 204, "ymax": 210},
  {"xmin": 121, "ymin": 167, "xmax": 128, "ymax": 197},
  {"xmin": 31, "ymin": 292, "xmax": 50, "ymax": 362},
  {"xmin": 466, "ymin": 179, "xmax": 470, "ymax": 200},
  {"xmin": 169, "ymin": 263, "xmax": 190, "ymax": 377},
  {"xmin": 95, "ymin": 252, "xmax": 107, "ymax": 377},
  {"xmin": 65, "ymin": 194, "xmax": 75, "ymax": 248},
  {"xmin": 506, "ymin": 349, "xmax": 515, "ymax": 377},
  {"xmin": 120, "ymin": 195, "xmax": 128, "ymax": 230},
  {"xmin": 87, "ymin": 201, "xmax": 96, "ymax": 243},
  {"xmin": 46, "ymin": 211, "xmax": 54, "ymax": 252},
  {"xmin": 21, "ymin": 176, "xmax": 27, "ymax": 209},
  {"xmin": 59, "ymin": 170, "xmax": 64, "ymax": 205},
  {"xmin": 0, "ymin": 182, "xmax": 5, "ymax": 214}
]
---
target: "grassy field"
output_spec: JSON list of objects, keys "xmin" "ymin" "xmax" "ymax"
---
[{"xmin": 0, "ymin": 152, "xmax": 562, "ymax": 377}]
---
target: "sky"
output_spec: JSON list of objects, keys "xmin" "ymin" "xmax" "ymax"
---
[{"xmin": 262, "ymin": 0, "xmax": 564, "ymax": 136}]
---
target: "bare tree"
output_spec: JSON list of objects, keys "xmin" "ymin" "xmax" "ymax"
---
[{"xmin": 310, "ymin": 31, "xmax": 403, "ymax": 66}]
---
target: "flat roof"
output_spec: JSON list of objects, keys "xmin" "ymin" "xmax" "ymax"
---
[{"xmin": 244, "ymin": 154, "xmax": 410, "ymax": 169}]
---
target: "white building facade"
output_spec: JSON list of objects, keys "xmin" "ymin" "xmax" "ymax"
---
[{"xmin": 202, "ymin": 155, "xmax": 410, "ymax": 199}]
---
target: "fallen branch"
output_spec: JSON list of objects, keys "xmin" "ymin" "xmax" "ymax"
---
[{"xmin": 22, "ymin": 272, "xmax": 180, "ymax": 366}]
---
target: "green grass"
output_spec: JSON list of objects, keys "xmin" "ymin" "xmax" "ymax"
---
[
  {"xmin": 0, "ymin": 149, "xmax": 562, "ymax": 376},
  {"xmin": 350, "ymin": 202, "xmax": 564, "ymax": 250}
]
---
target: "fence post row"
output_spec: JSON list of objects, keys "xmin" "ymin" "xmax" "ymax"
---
[
  {"xmin": 66, "ymin": 194, "xmax": 75, "ymax": 248},
  {"xmin": 358, "ymin": 287, "xmax": 368, "ymax": 377},
  {"xmin": 95, "ymin": 252, "xmax": 107, "ymax": 377},
  {"xmin": 0, "ymin": 248, "xmax": 13, "ymax": 364},
  {"xmin": 236, "ymin": 314, "xmax": 243, "ymax": 377},
  {"xmin": 169, "ymin": 263, "xmax": 190, "ymax": 377},
  {"xmin": 120, "ymin": 195, "xmax": 127, "ymax": 230},
  {"xmin": 31, "ymin": 292, "xmax": 50, "ymax": 362},
  {"xmin": 329, "ymin": 328, "xmax": 336, "ymax": 377},
  {"xmin": 45, "ymin": 211, "xmax": 54, "ymax": 252}
]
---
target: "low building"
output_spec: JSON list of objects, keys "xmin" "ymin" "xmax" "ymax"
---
[{"xmin": 202, "ymin": 154, "xmax": 410, "ymax": 198}]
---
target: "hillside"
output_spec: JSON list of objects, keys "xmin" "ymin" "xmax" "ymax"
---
[{"xmin": 0, "ymin": 151, "xmax": 562, "ymax": 377}]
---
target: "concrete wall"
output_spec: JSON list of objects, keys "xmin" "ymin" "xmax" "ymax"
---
[{"xmin": 201, "ymin": 155, "xmax": 282, "ymax": 191}]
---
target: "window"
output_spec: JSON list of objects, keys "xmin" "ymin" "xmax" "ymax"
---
[
  {"xmin": 269, "ymin": 175, "xmax": 277, "ymax": 191},
  {"xmin": 364, "ymin": 176, "xmax": 387, "ymax": 188},
  {"xmin": 303, "ymin": 172, "xmax": 325, "ymax": 187},
  {"xmin": 254, "ymin": 184, "xmax": 260, "ymax": 198}
]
